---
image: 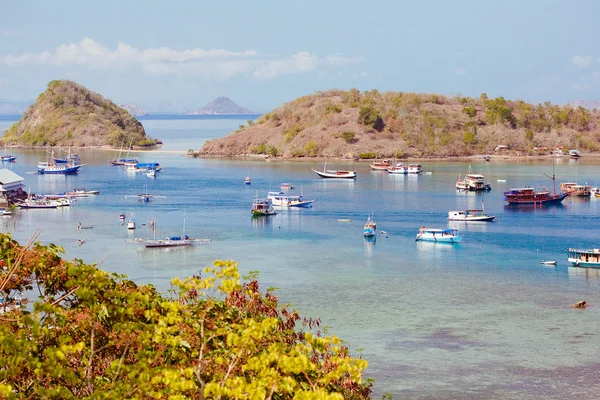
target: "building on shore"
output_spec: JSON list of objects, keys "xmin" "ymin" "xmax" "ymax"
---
[{"xmin": 0, "ymin": 169, "xmax": 26, "ymax": 205}]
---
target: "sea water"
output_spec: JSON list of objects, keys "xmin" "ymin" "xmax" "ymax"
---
[{"xmin": 0, "ymin": 115, "xmax": 599, "ymax": 399}]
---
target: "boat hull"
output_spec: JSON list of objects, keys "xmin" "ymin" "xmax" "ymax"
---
[
  {"xmin": 505, "ymin": 193, "xmax": 567, "ymax": 205},
  {"xmin": 416, "ymin": 236, "xmax": 462, "ymax": 243},
  {"xmin": 38, "ymin": 165, "xmax": 81, "ymax": 175},
  {"xmin": 312, "ymin": 169, "xmax": 356, "ymax": 179},
  {"xmin": 145, "ymin": 240, "xmax": 194, "ymax": 248},
  {"xmin": 448, "ymin": 216, "xmax": 495, "ymax": 222}
]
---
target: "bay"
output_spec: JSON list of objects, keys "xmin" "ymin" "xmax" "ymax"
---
[{"xmin": 1, "ymin": 115, "xmax": 599, "ymax": 398}]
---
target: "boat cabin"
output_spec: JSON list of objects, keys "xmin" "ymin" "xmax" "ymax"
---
[
  {"xmin": 0, "ymin": 169, "xmax": 25, "ymax": 206},
  {"xmin": 567, "ymin": 248, "xmax": 600, "ymax": 267}
]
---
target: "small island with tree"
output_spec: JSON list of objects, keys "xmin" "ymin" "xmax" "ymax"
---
[{"xmin": 2, "ymin": 80, "xmax": 158, "ymax": 148}]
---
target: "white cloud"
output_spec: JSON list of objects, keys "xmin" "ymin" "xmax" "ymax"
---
[
  {"xmin": 1, "ymin": 38, "xmax": 361, "ymax": 81},
  {"xmin": 326, "ymin": 54, "xmax": 365, "ymax": 66},
  {"xmin": 252, "ymin": 51, "xmax": 319, "ymax": 79},
  {"xmin": 572, "ymin": 55, "xmax": 592, "ymax": 68},
  {"xmin": 570, "ymin": 83, "xmax": 592, "ymax": 91},
  {"xmin": 454, "ymin": 68, "xmax": 466, "ymax": 76},
  {"xmin": 0, "ymin": 28, "xmax": 18, "ymax": 36}
]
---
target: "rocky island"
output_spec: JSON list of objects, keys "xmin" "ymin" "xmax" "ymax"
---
[
  {"xmin": 198, "ymin": 89, "xmax": 599, "ymax": 159},
  {"xmin": 188, "ymin": 96, "xmax": 255, "ymax": 115},
  {"xmin": 2, "ymin": 80, "xmax": 156, "ymax": 148}
]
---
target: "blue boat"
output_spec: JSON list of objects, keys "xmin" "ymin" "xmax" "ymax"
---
[
  {"xmin": 37, "ymin": 162, "xmax": 81, "ymax": 175},
  {"xmin": 1, "ymin": 155, "xmax": 16, "ymax": 162},
  {"xmin": 53, "ymin": 152, "xmax": 81, "ymax": 165},
  {"xmin": 364, "ymin": 213, "xmax": 376, "ymax": 237}
]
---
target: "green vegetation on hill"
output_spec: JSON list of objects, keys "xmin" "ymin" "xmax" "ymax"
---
[
  {"xmin": 2, "ymin": 80, "xmax": 155, "ymax": 148},
  {"xmin": 199, "ymin": 89, "xmax": 598, "ymax": 158},
  {"xmin": 0, "ymin": 234, "xmax": 371, "ymax": 398}
]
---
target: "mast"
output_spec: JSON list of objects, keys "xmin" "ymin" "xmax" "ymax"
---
[{"xmin": 544, "ymin": 161, "xmax": 557, "ymax": 196}]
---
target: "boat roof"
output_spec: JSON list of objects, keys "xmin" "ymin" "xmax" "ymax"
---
[
  {"xmin": 421, "ymin": 228, "xmax": 457, "ymax": 233},
  {"xmin": 567, "ymin": 248, "xmax": 600, "ymax": 253},
  {"xmin": 268, "ymin": 191, "xmax": 285, "ymax": 196},
  {"xmin": 466, "ymin": 174, "xmax": 485, "ymax": 178}
]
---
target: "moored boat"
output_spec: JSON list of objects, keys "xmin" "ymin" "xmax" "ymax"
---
[
  {"xmin": 1, "ymin": 155, "xmax": 16, "ymax": 162},
  {"xmin": 0, "ymin": 207, "xmax": 12, "ymax": 216},
  {"xmin": 251, "ymin": 197, "xmax": 276, "ymax": 216},
  {"xmin": 280, "ymin": 183, "xmax": 294, "ymax": 190},
  {"xmin": 560, "ymin": 182, "xmax": 591, "ymax": 197},
  {"xmin": 244, "ymin": 176, "xmax": 251, "ymax": 185},
  {"xmin": 503, "ymin": 188, "xmax": 567, "ymax": 205},
  {"xmin": 387, "ymin": 163, "xmax": 407, "ymax": 174},
  {"xmin": 370, "ymin": 160, "xmax": 391, "ymax": 171},
  {"xmin": 37, "ymin": 161, "xmax": 81, "ymax": 175},
  {"xmin": 127, "ymin": 219, "xmax": 136, "ymax": 229},
  {"xmin": 18, "ymin": 199, "xmax": 59, "ymax": 209},
  {"xmin": 569, "ymin": 149, "xmax": 581, "ymax": 159},
  {"xmin": 312, "ymin": 163, "xmax": 356, "ymax": 179},
  {"xmin": 567, "ymin": 248, "xmax": 600, "ymax": 267},
  {"xmin": 416, "ymin": 227, "xmax": 462, "ymax": 243},
  {"xmin": 363, "ymin": 213, "xmax": 376, "ymax": 237},
  {"xmin": 267, "ymin": 191, "xmax": 314, "ymax": 208},
  {"xmin": 456, "ymin": 165, "xmax": 491, "ymax": 191},
  {"xmin": 447, "ymin": 209, "xmax": 495, "ymax": 222}
]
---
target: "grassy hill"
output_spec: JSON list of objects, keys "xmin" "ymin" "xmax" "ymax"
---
[
  {"xmin": 2, "ymin": 80, "xmax": 155, "ymax": 148},
  {"xmin": 199, "ymin": 89, "xmax": 598, "ymax": 158}
]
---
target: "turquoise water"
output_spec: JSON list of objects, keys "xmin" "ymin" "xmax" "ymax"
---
[{"xmin": 1, "ymin": 116, "xmax": 600, "ymax": 398}]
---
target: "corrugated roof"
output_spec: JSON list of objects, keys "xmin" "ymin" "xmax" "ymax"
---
[{"xmin": 0, "ymin": 168, "xmax": 24, "ymax": 185}]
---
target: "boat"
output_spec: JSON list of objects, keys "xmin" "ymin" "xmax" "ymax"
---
[
  {"xmin": 415, "ymin": 227, "xmax": 463, "ymax": 243},
  {"xmin": 77, "ymin": 223, "xmax": 94, "ymax": 230},
  {"xmin": 143, "ymin": 217, "xmax": 201, "ymax": 248},
  {"xmin": 540, "ymin": 260, "xmax": 557, "ymax": 266},
  {"xmin": 119, "ymin": 213, "xmax": 126, "ymax": 222},
  {"xmin": 566, "ymin": 248, "xmax": 600, "ymax": 267},
  {"xmin": 504, "ymin": 188, "xmax": 567, "ymax": 205},
  {"xmin": 251, "ymin": 197, "xmax": 276, "ymax": 216},
  {"xmin": 363, "ymin": 213, "xmax": 376, "ymax": 237},
  {"xmin": 110, "ymin": 138, "xmax": 138, "ymax": 165},
  {"xmin": 407, "ymin": 164, "xmax": 423, "ymax": 174},
  {"xmin": 338, "ymin": 219, "xmax": 352, "ymax": 222},
  {"xmin": 37, "ymin": 161, "xmax": 81, "ymax": 175},
  {"xmin": 280, "ymin": 183, "xmax": 294, "ymax": 190},
  {"xmin": 267, "ymin": 191, "xmax": 314, "ymax": 208},
  {"xmin": 146, "ymin": 168, "xmax": 156, "ymax": 178},
  {"xmin": 559, "ymin": 182, "xmax": 591, "ymax": 197},
  {"xmin": 370, "ymin": 160, "xmax": 391, "ymax": 171},
  {"xmin": 0, "ymin": 207, "xmax": 12, "ymax": 216},
  {"xmin": 17, "ymin": 198, "xmax": 59, "ymax": 209},
  {"xmin": 503, "ymin": 165, "xmax": 566, "ymax": 205},
  {"xmin": 56, "ymin": 198, "xmax": 72, "ymax": 207},
  {"xmin": 311, "ymin": 163, "xmax": 356, "ymax": 179},
  {"xmin": 1, "ymin": 143, "xmax": 16, "ymax": 162},
  {"xmin": 127, "ymin": 219, "xmax": 136, "ymax": 229},
  {"xmin": 456, "ymin": 165, "xmax": 491, "ymax": 191},
  {"xmin": 244, "ymin": 176, "xmax": 251, "ymax": 185},
  {"xmin": 569, "ymin": 149, "xmax": 581, "ymax": 159},
  {"xmin": 483, "ymin": 155, "xmax": 492, "ymax": 162},
  {"xmin": 53, "ymin": 150, "xmax": 81, "ymax": 165},
  {"xmin": 387, "ymin": 163, "xmax": 408, "ymax": 174},
  {"xmin": 448, "ymin": 209, "xmax": 495, "ymax": 222},
  {"xmin": 1, "ymin": 155, "xmax": 16, "ymax": 162}
]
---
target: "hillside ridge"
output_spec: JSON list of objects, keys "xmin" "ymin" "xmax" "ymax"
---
[
  {"xmin": 2, "ymin": 80, "xmax": 155, "ymax": 148},
  {"xmin": 188, "ymin": 96, "xmax": 254, "ymax": 115},
  {"xmin": 198, "ymin": 89, "xmax": 599, "ymax": 159}
]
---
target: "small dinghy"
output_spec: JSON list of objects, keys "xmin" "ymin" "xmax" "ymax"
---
[{"xmin": 540, "ymin": 260, "xmax": 557, "ymax": 266}]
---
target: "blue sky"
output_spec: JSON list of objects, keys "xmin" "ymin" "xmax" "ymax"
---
[{"xmin": 1, "ymin": 0, "xmax": 599, "ymax": 111}]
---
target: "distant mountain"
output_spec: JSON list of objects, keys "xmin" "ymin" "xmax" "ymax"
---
[
  {"xmin": 120, "ymin": 104, "xmax": 149, "ymax": 116},
  {"xmin": 188, "ymin": 97, "xmax": 254, "ymax": 115},
  {"xmin": 0, "ymin": 99, "xmax": 33, "ymax": 115},
  {"xmin": 568, "ymin": 100, "xmax": 600, "ymax": 110}
]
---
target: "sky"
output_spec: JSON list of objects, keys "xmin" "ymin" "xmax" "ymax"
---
[{"xmin": 1, "ymin": 0, "xmax": 599, "ymax": 112}]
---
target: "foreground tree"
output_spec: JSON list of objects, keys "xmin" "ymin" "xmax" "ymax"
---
[{"xmin": 0, "ymin": 233, "xmax": 371, "ymax": 399}]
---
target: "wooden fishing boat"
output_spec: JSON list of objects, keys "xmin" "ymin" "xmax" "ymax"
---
[
  {"xmin": 312, "ymin": 163, "xmax": 356, "ymax": 179},
  {"xmin": 370, "ymin": 160, "xmax": 391, "ymax": 171},
  {"xmin": 567, "ymin": 248, "xmax": 600, "ymax": 267}
]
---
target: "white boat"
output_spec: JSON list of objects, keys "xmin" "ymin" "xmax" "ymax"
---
[
  {"xmin": 415, "ymin": 227, "xmax": 462, "ymax": 243},
  {"xmin": 569, "ymin": 149, "xmax": 581, "ymax": 158},
  {"xmin": 143, "ymin": 217, "xmax": 207, "ymax": 248},
  {"xmin": 127, "ymin": 219, "xmax": 136, "ymax": 229},
  {"xmin": 244, "ymin": 176, "xmax": 251, "ymax": 185},
  {"xmin": 448, "ymin": 209, "xmax": 495, "ymax": 222},
  {"xmin": 456, "ymin": 165, "xmax": 491, "ymax": 191},
  {"xmin": 363, "ymin": 213, "xmax": 376, "ymax": 237},
  {"xmin": 267, "ymin": 191, "xmax": 314, "ymax": 208},
  {"xmin": 146, "ymin": 168, "xmax": 156, "ymax": 178},
  {"xmin": 18, "ymin": 198, "xmax": 60, "ymax": 209},
  {"xmin": 280, "ymin": 183, "xmax": 294, "ymax": 190},
  {"xmin": 540, "ymin": 260, "xmax": 557, "ymax": 266},
  {"xmin": 387, "ymin": 163, "xmax": 408, "ymax": 174},
  {"xmin": 407, "ymin": 164, "xmax": 423, "ymax": 174},
  {"xmin": 312, "ymin": 163, "xmax": 356, "ymax": 179},
  {"xmin": 0, "ymin": 207, "xmax": 12, "ymax": 216},
  {"xmin": 567, "ymin": 248, "xmax": 600, "ymax": 267}
]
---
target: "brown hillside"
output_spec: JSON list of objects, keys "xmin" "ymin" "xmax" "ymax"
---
[
  {"xmin": 2, "ymin": 80, "xmax": 155, "ymax": 148},
  {"xmin": 199, "ymin": 89, "xmax": 599, "ymax": 158}
]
